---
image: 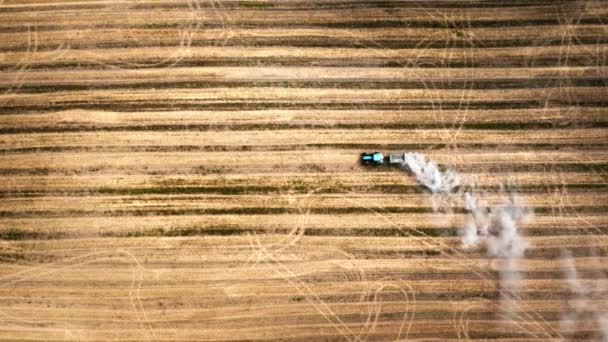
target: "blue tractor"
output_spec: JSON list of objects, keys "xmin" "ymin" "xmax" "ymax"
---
[{"xmin": 360, "ymin": 152, "xmax": 384, "ymax": 165}]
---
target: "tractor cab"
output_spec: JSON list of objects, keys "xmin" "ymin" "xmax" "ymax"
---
[{"xmin": 360, "ymin": 152, "xmax": 384, "ymax": 165}]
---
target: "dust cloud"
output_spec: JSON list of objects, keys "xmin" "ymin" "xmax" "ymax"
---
[
  {"xmin": 401, "ymin": 152, "xmax": 608, "ymax": 338},
  {"xmin": 400, "ymin": 152, "xmax": 531, "ymax": 258},
  {"xmin": 560, "ymin": 249, "xmax": 608, "ymax": 341},
  {"xmin": 400, "ymin": 153, "xmax": 532, "ymax": 320}
]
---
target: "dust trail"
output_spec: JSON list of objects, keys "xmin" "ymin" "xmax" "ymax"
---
[
  {"xmin": 401, "ymin": 153, "xmax": 460, "ymax": 194},
  {"xmin": 400, "ymin": 152, "xmax": 460, "ymax": 213},
  {"xmin": 560, "ymin": 249, "xmax": 608, "ymax": 341},
  {"xmin": 400, "ymin": 152, "xmax": 532, "ymax": 323}
]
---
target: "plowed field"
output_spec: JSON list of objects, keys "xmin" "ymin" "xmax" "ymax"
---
[{"xmin": 0, "ymin": 1, "xmax": 607, "ymax": 340}]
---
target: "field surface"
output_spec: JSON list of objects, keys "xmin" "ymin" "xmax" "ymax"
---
[{"xmin": 0, "ymin": 0, "xmax": 607, "ymax": 341}]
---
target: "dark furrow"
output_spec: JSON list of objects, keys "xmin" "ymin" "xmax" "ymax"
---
[
  {"xmin": 4, "ymin": 225, "xmax": 608, "ymax": 243},
  {"xmin": 0, "ymin": 17, "xmax": 604, "ymax": 34},
  {"xmin": 0, "ymin": 0, "xmax": 572, "ymax": 14},
  {"xmin": 3, "ymin": 36, "xmax": 607, "ymax": 53},
  {"xmin": 354, "ymin": 245, "xmax": 608, "ymax": 260},
  {"xmin": 62, "ymin": 226, "xmax": 608, "ymax": 240},
  {"xmin": 0, "ymin": 285, "xmax": 605, "ymax": 323},
  {"xmin": 2, "ymin": 121, "xmax": 606, "ymax": 134},
  {"xmin": 0, "ymin": 205, "xmax": 605, "ymax": 218},
  {"xmin": 0, "ymin": 55, "xmax": 600, "ymax": 71},
  {"xmin": 3, "ymin": 78, "xmax": 607, "ymax": 95},
  {"xmin": 0, "ymin": 182, "xmax": 606, "ymax": 197},
  {"xmin": 9, "ymin": 271, "xmax": 600, "ymax": 285},
  {"xmin": 0, "ymin": 301, "xmax": 570, "ymax": 327},
  {"xmin": 1, "ymin": 143, "xmax": 606, "ymax": 155},
  {"xmin": 302, "ymin": 227, "xmax": 608, "ymax": 239},
  {"xmin": 2, "ymin": 101, "xmax": 608, "ymax": 114},
  {"xmin": 296, "ymin": 269, "xmax": 608, "ymax": 284},
  {"xmin": 0, "ymin": 310, "xmax": 572, "ymax": 331},
  {"xmin": 0, "ymin": 162, "xmax": 605, "ymax": 175},
  {"xmin": 264, "ymin": 332, "xmax": 603, "ymax": 342}
]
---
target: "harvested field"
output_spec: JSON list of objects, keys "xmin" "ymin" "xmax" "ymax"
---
[{"xmin": 0, "ymin": 0, "xmax": 607, "ymax": 341}]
